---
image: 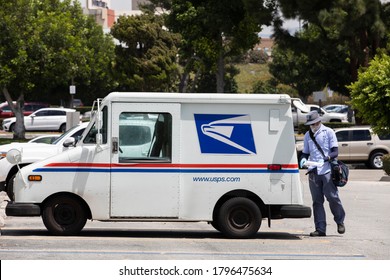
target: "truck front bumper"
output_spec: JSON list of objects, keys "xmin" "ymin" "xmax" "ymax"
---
[
  {"xmin": 5, "ymin": 202, "xmax": 41, "ymax": 217},
  {"xmin": 280, "ymin": 205, "xmax": 311, "ymax": 218}
]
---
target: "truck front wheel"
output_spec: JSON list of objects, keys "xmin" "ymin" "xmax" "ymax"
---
[
  {"xmin": 218, "ymin": 197, "xmax": 262, "ymax": 238},
  {"xmin": 42, "ymin": 195, "xmax": 87, "ymax": 235}
]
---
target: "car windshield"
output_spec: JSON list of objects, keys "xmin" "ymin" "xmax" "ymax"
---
[{"xmin": 52, "ymin": 124, "xmax": 82, "ymax": 145}]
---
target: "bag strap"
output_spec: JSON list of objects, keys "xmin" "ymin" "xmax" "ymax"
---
[{"xmin": 309, "ymin": 130, "xmax": 326, "ymax": 158}]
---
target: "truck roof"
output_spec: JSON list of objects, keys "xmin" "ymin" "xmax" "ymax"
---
[{"xmin": 103, "ymin": 92, "xmax": 292, "ymax": 105}]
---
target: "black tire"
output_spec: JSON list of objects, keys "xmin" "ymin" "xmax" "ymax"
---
[
  {"xmin": 210, "ymin": 220, "xmax": 221, "ymax": 232},
  {"xmin": 9, "ymin": 123, "xmax": 15, "ymax": 132},
  {"xmin": 59, "ymin": 123, "xmax": 66, "ymax": 133},
  {"xmin": 42, "ymin": 195, "xmax": 87, "ymax": 235},
  {"xmin": 218, "ymin": 197, "xmax": 262, "ymax": 238},
  {"xmin": 6, "ymin": 174, "xmax": 16, "ymax": 201},
  {"xmin": 369, "ymin": 152, "xmax": 385, "ymax": 169}
]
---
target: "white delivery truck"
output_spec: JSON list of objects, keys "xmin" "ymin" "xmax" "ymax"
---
[{"xmin": 6, "ymin": 92, "xmax": 311, "ymax": 238}]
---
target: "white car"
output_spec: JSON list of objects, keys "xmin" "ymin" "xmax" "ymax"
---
[
  {"xmin": 0, "ymin": 122, "xmax": 89, "ymax": 200},
  {"xmin": 306, "ymin": 104, "xmax": 348, "ymax": 123},
  {"xmin": 28, "ymin": 134, "xmax": 59, "ymax": 144},
  {"xmin": 2, "ymin": 107, "xmax": 76, "ymax": 132},
  {"xmin": 323, "ymin": 104, "xmax": 348, "ymax": 112}
]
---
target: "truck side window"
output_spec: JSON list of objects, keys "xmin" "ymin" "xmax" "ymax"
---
[
  {"xmin": 118, "ymin": 112, "xmax": 172, "ymax": 162},
  {"xmin": 84, "ymin": 106, "xmax": 108, "ymax": 144}
]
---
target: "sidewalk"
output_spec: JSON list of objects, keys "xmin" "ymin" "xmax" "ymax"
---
[{"xmin": 0, "ymin": 192, "xmax": 8, "ymax": 231}]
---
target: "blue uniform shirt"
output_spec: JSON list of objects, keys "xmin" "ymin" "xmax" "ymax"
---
[{"xmin": 303, "ymin": 124, "xmax": 338, "ymax": 175}]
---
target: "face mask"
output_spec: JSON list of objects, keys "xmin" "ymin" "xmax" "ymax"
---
[{"xmin": 310, "ymin": 123, "xmax": 320, "ymax": 133}]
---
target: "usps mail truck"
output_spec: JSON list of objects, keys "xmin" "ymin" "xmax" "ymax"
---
[{"xmin": 6, "ymin": 92, "xmax": 311, "ymax": 238}]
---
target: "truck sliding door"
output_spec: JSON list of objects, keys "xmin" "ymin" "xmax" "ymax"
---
[{"xmin": 110, "ymin": 103, "xmax": 180, "ymax": 218}]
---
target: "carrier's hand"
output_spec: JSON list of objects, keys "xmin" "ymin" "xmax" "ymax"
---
[{"xmin": 300, "ymin": 158, "xmax": 307, "ymax": 168}]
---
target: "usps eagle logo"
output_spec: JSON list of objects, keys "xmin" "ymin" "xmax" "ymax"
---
[{"xmin": 194, "ymin": 114, "xmax": 257, "ymax": 155}]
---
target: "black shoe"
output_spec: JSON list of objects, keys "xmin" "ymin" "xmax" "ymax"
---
[
  {"xmin": 337, "ymin": 224, "xmax": 345, "ymax": 234},
  {"xmin": 310, "ymin": 230, "xmax": 326, "ymax": 237}
]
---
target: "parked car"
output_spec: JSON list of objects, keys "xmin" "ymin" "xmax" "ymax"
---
[
  {"xmin": 323, "ymin": 104, "xmax": 348, "ymax": 113},
  {"xmin": 0, "ymin": 122, "xmax": 89, "ymax": 200},
  {"xmin": 297, "ymin": 126, "xmax": 390, "ymax": 169},
  {"xmin": 2, "ymin": 107, "xmax": 75, "ymax": 132},
  {"xmin": 28, "ymin": 134, "xmax": 59, "ymax": 144},
  {"xmin": 292, "ymin": 103, "xmax": 348, "ymax": 127},
  {"xmin": 72, "ymin": 99, "xmax": 84, "ymax": 108},
  {"xmin": 0, "ymin": 101, "xmax": 49, "ymax": 118}
]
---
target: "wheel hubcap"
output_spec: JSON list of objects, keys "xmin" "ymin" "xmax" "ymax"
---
[
  {"xmin": 374, "ymin": 156, "xmax": 383, "ymax": 168},
  {"xmin": 230, "ymin": 208, "xmax": 251, "ymax": 229},
  {"xmin": 54, "ymin": 204, "xmax": 76, "ymax": 225}
]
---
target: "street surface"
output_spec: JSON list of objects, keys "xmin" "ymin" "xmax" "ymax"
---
[{"xmin": 0, "ymin": 169, "xmax": 389, "ymax": 260}]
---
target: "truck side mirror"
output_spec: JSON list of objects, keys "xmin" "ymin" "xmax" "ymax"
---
[
  {"xmin": 97, "ymin": 111, "xmax": 103, "ymax": 129},
  {"xmin": 6, "ymin": 149, "xmax": 22, "ymax": 165},
  {"xmin": 63, "ymin": 137, "xmax": 76, "ymax": 147}
]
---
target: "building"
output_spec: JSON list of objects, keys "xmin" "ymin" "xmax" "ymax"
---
[{"xmin": 79, "ymin": 0, "xmax": 146, "ymax": 29}]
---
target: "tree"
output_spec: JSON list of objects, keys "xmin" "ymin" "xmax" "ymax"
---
[
  {"xmin": 348, "ymin": 53, "xmax": 390, "ymax": 135},
  {"xmin": 270, "ymin": 25, "xmax": 350, "ymax": 100},
  {"xmin": 148, "ymin": 0, "xmax": 275, "ymax": 93},
  {"xmin": 110, "ymin": 13, "xmax": 181, "ymax": 92},
  {"xmin": 0, "ymin": 0, "xmax": 115, "ymax": 139},
  {"xmin": 272, "ymin": 0, "xmax": 387, "ymax": 97}
]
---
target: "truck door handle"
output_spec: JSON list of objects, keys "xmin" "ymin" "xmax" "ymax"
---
[
  {"xmin": 112, "ymin": 137, "xmax": 118, "ymax": 153},
  {"xmin": 367, "ymin": 142, "xmax": 373, "ymax": 146},
  {"xmin": 342, "ymin": 144, "xmax": 348, "ymax": 147}
]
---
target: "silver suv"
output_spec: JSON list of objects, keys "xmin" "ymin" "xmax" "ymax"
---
[
  {"xmin": 335, "ymin": 126, "xmax": 390, "ymax": 169},
  {"xmin": 296, "ymin": 126, "xmax": 390, "ymax": 169}
]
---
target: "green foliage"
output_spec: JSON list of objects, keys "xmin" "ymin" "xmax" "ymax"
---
[
  {"xmin": 0, "ymin": 0, "xmax": 114, "ymax": 100},
  {"xmin": 0, "ymin": 0, "xmax": 115, "ymax": 138},
  {"xmin": 273, "ymin": 0, "xmax": 388, "ymax": 97},
  {"xmin": 151, "ymin": 0, "xmax": 275, "ymax": 93},
  {"xmin": 244, "ymin": 49, "xmax": 269, "ymax": 64},
  {"xmin": 348, "ymin": 53, "xmax": 390, "ymax": 135},
  {"xmin": 110, "ymin": 13, "xmax": 181, "ymax": 92},
  {"xmin": 383, "ymin": 154, "xmax": 390, "ymax": 176}
]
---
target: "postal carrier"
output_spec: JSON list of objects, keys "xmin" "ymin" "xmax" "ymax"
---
[{"xmin": 6, "ymin": 92, "xmax": 311, "ymax": 238}]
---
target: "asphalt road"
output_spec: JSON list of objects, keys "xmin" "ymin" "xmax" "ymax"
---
[{"xmin": 0, "ymin": 169, "xmax": 389, "ymax": 260}]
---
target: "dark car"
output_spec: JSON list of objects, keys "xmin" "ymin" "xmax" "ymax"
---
[{"xmin": 0, "ymin": 102, "xmax": 49, "ymax": 118}]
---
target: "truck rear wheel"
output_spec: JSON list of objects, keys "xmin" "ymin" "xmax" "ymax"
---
[
  {"xmin": 42, "ymin": 195, "xmax": 87, "ymax": 235},
  {"xmin": 218, "ymin": 197, "xmax": 261, "ymax": 238}
]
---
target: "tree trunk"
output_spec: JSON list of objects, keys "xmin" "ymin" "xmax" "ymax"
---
[{"xmin": 2, "ymin": 87, "xmax": 26, "ymax": 139}]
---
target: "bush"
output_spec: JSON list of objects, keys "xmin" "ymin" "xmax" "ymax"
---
[{"xmin": 383, "ymin": 154, "xmax": 390, "ymax": 176}]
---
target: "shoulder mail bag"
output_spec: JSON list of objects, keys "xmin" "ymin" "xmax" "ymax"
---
[{"xmin": 309, "ymin": 130, "xmax": 349, "ymax": 187}]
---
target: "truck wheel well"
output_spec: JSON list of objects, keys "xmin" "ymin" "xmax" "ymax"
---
[
  {"xmin": 41, "ymin": 192, "xmax": 92, "ymax": 219},
  {"xmin": 212, "ymin": 190, "xmax": 266, "ymax": 221},
  {"xmin": 6, "ymin": 164, "xmax": 30, "ymax": 188}
]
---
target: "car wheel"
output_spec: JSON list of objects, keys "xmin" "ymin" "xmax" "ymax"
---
[
  {"xmin": 217, "ymin": 197, "xmax": 262, "ymax": 238},
  {"xmin": 42, "ymin": 194, "xmax": 87, "ymax": 235},
  {"xmin": 9, "ymin": 123, "xmax": 15, "ymax": 132},
  {"xmin": 6, "ymin": 174, "xmax": 16, "ymax": 201},
  {"xmin": 369, "ymin": 152, "xmax": 385, "ymax": 169},
  {"xmin": 59, "ymin": 123, "xmax": 66, "ymax": 133}
]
